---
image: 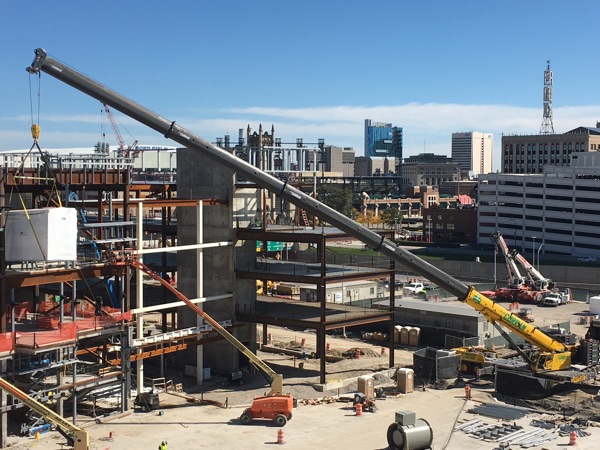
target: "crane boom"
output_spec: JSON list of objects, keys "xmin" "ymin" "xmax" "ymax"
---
[
  {"xmin": 0, "ymin": 378, "xmax": 89, "ymax": 449},
  {"xmin": 104, "ymin": 104, "xmax": 125, "ymax": 152},
  {"xmin": 490, "ymin": 232, "xmax": 526, "ymax": 288},
  {"xmin": 26, "ymin": 47, "xmax": 575, "ymax": 374},
  {"xmin": 511, "ymin": 250, "xmax": 554, "ymax": 290}
]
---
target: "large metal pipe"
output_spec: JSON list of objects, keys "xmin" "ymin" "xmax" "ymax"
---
[{"xmin": 26, "ymin": 48, "xmax": 469, "ymax": 299}]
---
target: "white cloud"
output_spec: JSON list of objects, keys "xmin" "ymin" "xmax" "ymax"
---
[{"xmin": 3, "ymin": 103, "xmax": 600, "ymax": 171}]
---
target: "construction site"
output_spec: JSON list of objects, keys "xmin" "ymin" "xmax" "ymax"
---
[{"xmin": 0, "ymin": 48, "xmax": 599, "ymax": 450}]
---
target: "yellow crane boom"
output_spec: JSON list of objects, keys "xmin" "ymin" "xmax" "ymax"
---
[{"xmin": 0, "ymin": 378, "xmax": 89, "ymax": 450}]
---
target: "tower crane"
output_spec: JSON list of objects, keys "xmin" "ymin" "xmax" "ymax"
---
[{"xmin": 103, "ymin": 103, "xmax": 137, "ymax": 158}]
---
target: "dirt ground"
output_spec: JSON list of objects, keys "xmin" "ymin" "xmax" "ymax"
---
[
  {"xmin": 7, "ymin": 299, "xmax": 600, "ymax": 449},
  {"xmin": 193, "ymin": 322, "xmax": 600, "ymax": 425},
  {"xmin": 189, "ymin": 325, "xmax": 410, "ymax": 407}
]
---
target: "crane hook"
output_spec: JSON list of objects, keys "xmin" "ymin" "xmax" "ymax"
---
[{"xmin": 31, "ymin": 124, "xmax": 40, "ymax": 142}]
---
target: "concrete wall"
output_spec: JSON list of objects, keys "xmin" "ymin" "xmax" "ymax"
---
[
  {"xmin": 176, "ymin": 148, "xmax": 256, "ymax": 376},
  {"xmin": 432, "ymin": 259, "xmax": 600, "ymax": 293}
]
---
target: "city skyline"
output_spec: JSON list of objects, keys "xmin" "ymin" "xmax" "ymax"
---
[{"xmin": 1, "ymin": 1, "xmax": 600, "ymax": 171}]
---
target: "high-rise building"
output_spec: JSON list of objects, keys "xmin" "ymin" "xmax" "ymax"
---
[
  {"xmin": 364, "ymin": 120, "xmax": 403, "ymax": 159},
  {"xmin": 451, "ymin": 132, "xmax": 493, "ymax": 176}
]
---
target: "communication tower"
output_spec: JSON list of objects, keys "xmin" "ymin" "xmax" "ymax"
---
[{"xmin": 539, "ymin": 60, "xmax": 555, "ymax": 134}]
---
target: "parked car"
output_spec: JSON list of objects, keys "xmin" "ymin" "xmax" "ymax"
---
[
  {"xmin": 578, "ymin": 256, "xmax": 597, "ymax": 263},
  {"xmin": 382, "ymin": 280, "xmax": 403, "ymax": 290},
  {"xmin": 403, "ymin": 282, "xmax": 424, "ymax": 294}
]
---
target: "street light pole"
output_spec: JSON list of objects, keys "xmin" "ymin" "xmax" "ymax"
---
[
  {"xmin": 537, "ymin": 243, "xmax": 544, "ymax": 271},
  {"xmin": 494, "ymin": 244, "xmax": 497, "ymax": 288},
  {"xmin": 427, "ymin": 217, "xmax": 432, "ymax": 243},
  {"xmin": 510, "ymin": 218, "xmax": 517, "ymax": 250}
]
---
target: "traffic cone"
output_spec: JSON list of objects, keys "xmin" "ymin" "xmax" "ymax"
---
[
  {"xmin": 464, "ymin": 385, "xmax": 472, "ymax": 400},
  {"xmin": 569, "ymin": 431, "xmax": 577, "ymax": 445},
  {"xmin": 355, "ymin": 403, "xmax": 363, "ymax": 416},
  {"xmin": 277, "ymin": 429, "xmax": 285, "ymax": 444}
]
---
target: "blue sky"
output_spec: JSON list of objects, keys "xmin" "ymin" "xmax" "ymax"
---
[{"xmin": 2, "ymin": 0, "xmax": 600, "ymax": 170}]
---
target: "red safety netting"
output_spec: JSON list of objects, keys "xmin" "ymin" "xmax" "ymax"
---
[
  {"xmin": 14, "ymin": 322, "xmax": 78, "ymax": 349},
  {"xmin": 0, "ymin": 310, "xmax": 132, "ymax": 352}
]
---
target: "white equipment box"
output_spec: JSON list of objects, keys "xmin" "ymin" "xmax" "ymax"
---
[{"xmin": 5, "ymin": 207, "xmax": 78, "ymax": 262}]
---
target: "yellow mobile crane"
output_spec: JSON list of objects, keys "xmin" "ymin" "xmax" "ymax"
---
[
  {"xmin": 0, "ymin": 378, "xmax": 89, "ymax": 450},
  {"xmin": 26, "ymin": 48, "xmax": 591, "ymax": 395}
]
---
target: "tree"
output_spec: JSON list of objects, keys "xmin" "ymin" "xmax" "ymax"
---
[
  {"xmin": 380, "ymin": 207, "xmax": 403, "ymax": 230},
  {"xmin": 316, "ymin": 185, "xmax": 353, "ymax": 218}
]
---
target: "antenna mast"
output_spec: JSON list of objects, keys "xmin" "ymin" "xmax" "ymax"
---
[{"xmin": 539, "ymin": 60, "xmax": 555, "ymax": 134}]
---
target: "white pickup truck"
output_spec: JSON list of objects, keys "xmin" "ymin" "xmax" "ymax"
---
[
  {"xmin": 403, "ymin": 282, "xmax": 424, "ymax": 295},
  {"xmin": 541, "ymin": 291, "xmax": 569, "ymax": 306}
]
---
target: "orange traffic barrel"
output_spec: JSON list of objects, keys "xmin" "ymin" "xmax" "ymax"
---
[
  {"xmin": 569, "ymin": 431, "xmax": 577, "ymax": 446},
  {"xmin": 355, "ymin": 403, "xmax": 363, "ymax": 416}
]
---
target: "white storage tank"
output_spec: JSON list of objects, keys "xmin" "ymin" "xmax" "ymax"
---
[
  {"xmin": 590, "ymin": 296, "xmax": 600, "ymax": 315},
  {"xmin": 5, "ymin": 207, "xmax": 78, "ymax": 262}
]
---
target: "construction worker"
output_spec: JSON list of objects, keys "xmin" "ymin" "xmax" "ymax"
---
[{"xmin": 158, "ymin": 440, "xmax": 168, "ymax": 450}]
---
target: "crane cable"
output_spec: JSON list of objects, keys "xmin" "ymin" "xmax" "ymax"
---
[{"xmin": 9, "ymin": 72, "xmax": 53, "ymax": 261}]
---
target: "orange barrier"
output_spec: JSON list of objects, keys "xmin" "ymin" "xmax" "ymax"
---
[
  {"xmin": 569, "ymin": 431, "xmax": 577, "ymax": 445},
  {"xmin": 1, "ymin": 311, "xmax": 132, "ymax": 352},
  {"xmin": 0, "ymin": 333, "xmax": 15, "ymax": 353},
  {"xmin": 464, "ymin": 385, "xmax": 472, "ymax": 400},
  {"xmin": 355, "ymin": 403, "xmax": 363, "ymax": 416},
  {"xmin": 15, "ymin": 323, "xmax": 77, "ymax": 349},
  {"xmin": 277, "ymin": 429, "xmax": 285, "ymax": 444}
]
